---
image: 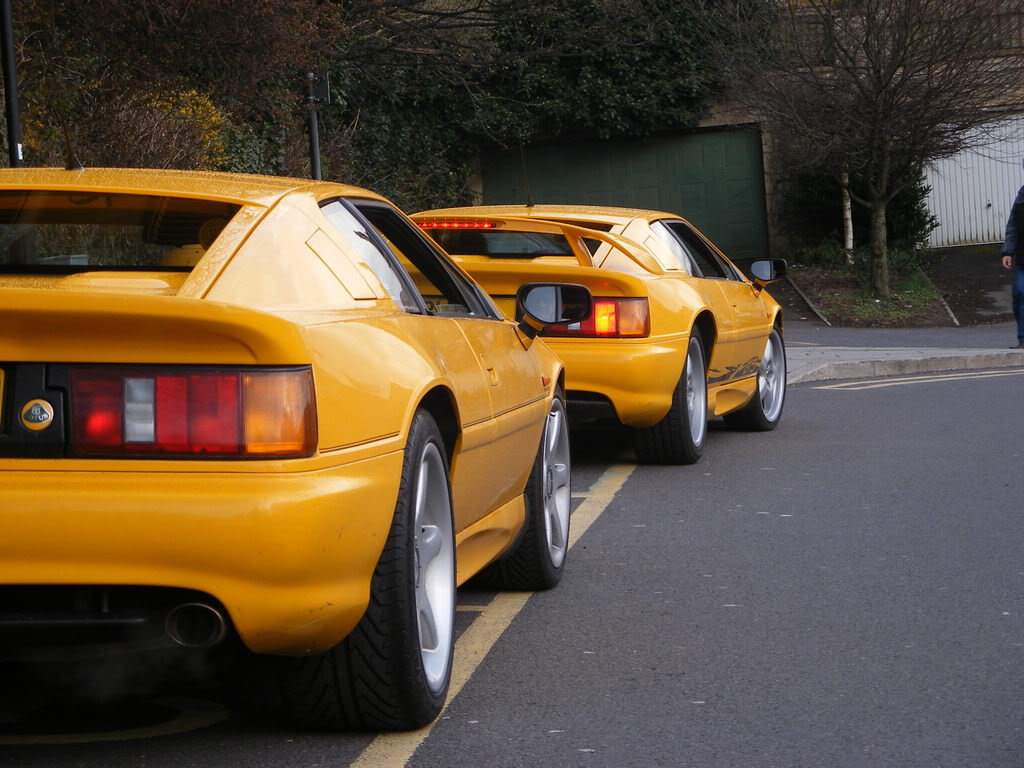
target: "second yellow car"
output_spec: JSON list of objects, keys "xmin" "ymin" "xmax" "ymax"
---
[{"xmin": 414, "ymin": 204, "xmax": 788, "ymax": 465}]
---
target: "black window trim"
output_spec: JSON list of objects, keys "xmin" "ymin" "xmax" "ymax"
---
[
  {"xmin": 320, "ymin": 197, "xmax": 428, "ymax": 315},
  {"xmin": 349, "ymin": 199, "xmax": 503, "ymax": 322},
  {"xmin": 663, "ymin": 219, "xmax": 743, "ymax": 282}
]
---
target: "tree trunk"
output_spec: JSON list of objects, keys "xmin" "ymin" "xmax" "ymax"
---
[
  {"xmin": 869, "ymin": 201, "xmax": 890, "ymax": 299},
  {"xmin": 841, "ymin": 170, "xmax": 854, "ymax": 265}
]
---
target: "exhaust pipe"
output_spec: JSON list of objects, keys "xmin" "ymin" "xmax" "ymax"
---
[{"xmin": 165, "ymin": 602, "xmax": 227, "ymax": 648}]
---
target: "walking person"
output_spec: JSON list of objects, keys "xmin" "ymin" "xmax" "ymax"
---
[{"xmin": 1000, "ymin": 181, "xmax": 1024, "ymax": 349}]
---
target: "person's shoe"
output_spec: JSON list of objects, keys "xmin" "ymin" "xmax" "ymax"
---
[{"xmin": 1013, "ymin": 343, "xmax": 1024, "ymax": 349}]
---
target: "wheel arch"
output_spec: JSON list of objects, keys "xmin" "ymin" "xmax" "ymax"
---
[
  {"xmin": 418, "ymin": 386, "xmax": 460, "ymax": 463},
  {"xmin": 691, "ymin": 310, "xmax": 717, "ymax": 372}
]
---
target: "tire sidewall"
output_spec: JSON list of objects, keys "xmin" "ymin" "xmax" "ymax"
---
[
  {"xmin": 753, "ymin": 327, "xmax": 786, "ymax": 429},
  {"xmin": 526, "ymin": 389, "xmax": 568, "ymax": 584},
  {"xmin": 391, "ymin": 411, "xmax": 456, "ymax": 717}
]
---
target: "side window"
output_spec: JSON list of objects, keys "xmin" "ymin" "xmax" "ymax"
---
[
  {"xmin": 649, "ymin": 220, "xmax": 696, "ymax": 274},
  {"xmin": 665, "ymin": 221, "xmax": 739, "ymax": 281},
  {"xmin": 320, "ymin": 200, "xmax": 420, "ymax": 311},
  {"xmin": 352, "ymin": 201, "xmax": 489, "ymax": 318}
]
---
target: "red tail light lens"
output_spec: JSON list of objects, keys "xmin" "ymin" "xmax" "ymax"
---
[
  {"xmin": 70, "ymin": 367, "xmax": 317, "ymax": 458},
  {"xmin": 416, "ymin": 219, "xmax": 496, "ymax": 229},
  {"xmin": 543, "ymin": 298, "xmax": 649, "ymax": 338}
]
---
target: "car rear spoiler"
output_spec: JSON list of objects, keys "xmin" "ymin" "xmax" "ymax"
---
[
  {"xmin": 0, "ymin": 288, "xmax": 309, "ymax": 365},
  {"xmin": 416, "ymin": 215, "xmax": 666, "ymax": 276}
]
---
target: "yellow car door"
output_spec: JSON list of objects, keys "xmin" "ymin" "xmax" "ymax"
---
[
  {"xmin": 663, "ymin": 220, "xmax": 767, "ymax": 380},
  {"xmin": 339, "ymin": 199, "xmax": 541, "ymax": 531}
]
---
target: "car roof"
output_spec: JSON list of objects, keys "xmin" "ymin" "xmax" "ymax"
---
[
  {"xmin": 0, "ymin": 168, "xmax": 387, "ymax": 207},
  {"xmin": 415, "ymin": 204, "xmax": 680, "ymax": 227}
]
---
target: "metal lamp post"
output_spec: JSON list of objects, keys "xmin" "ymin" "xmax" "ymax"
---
[{"xmin": 0, "ymin": 0, "xmax": 20, "ymax": 168}]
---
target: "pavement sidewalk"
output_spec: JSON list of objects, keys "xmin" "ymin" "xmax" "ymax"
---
[{"xmin": 784, "ymin": 319, "xmax": 1024, "ymax": 384}]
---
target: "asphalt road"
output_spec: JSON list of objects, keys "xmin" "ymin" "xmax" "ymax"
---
[{"xmin": 2, "ymin": 368, "xmax": 1022, "ymax": 767}]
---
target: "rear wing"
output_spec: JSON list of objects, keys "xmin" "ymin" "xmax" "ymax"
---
[
  {"xmin": 414, "ymin": 215, "xmax": 666, "ymax": 276},
  {"xmin": 0, "ymin": 288, "xmax": 309, "ymax": 365}
]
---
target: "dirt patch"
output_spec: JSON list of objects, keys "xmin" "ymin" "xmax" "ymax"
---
[{"xmin": 922, "ymin": 244, "xmax": 1014, "ymax": 326}]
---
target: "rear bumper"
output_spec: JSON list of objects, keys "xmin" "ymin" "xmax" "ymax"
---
[
  {"xmin": 0, "ymin": 450, "xmax": 404, "ymax": 655},
  {"xmin": 544, "ymin": 336, "xmax": 687, "ymax": 428}
]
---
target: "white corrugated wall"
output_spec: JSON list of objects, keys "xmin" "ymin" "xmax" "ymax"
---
[{"xmin": 924, "ymin": 114, "xmax": 1024, "ymax": 248}]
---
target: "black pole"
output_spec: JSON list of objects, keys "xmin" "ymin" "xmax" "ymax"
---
[
  {"xmin": 305, "ymin": 72, "xmax": 321, "ymax": 181},
  {"xmin": 0, "ymin": 0, "xmax": 21, "ymax": 168}
]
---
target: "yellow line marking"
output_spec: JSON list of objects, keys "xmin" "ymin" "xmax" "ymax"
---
[
  {"xmin": 455, "ymin": 605, "xmax": 490, "ymax": 612},
  {"xmin": 814, "ymin": 368, "xmax": 1024, "ymax": 391},
  {"xmin": 350, "ymin": 463, "xmax": 635, "ymax": 768},
  {"xmin": 0, "ymin": 697, "xmax": 228, "ymax": 745}
]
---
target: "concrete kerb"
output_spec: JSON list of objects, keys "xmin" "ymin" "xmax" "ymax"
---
[{"xmin": 787, "ymin": 348, "xmax": 1024, "ymax": 384}]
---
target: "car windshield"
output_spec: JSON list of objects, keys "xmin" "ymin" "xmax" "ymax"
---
[
  {"xmin": 427, "ymin": 229, "xmax": 574, "ymax": 259},
  {"xmin": 0, "ymin": 190, "xmax": 241, "ymax": 272}
]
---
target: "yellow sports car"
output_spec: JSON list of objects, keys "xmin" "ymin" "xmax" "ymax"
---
[
  {"xmin": 0, "ymin": 169, "xmax": 591, "ymax": 730},
  {"xmin": 414, "ymin": 205, "xmax": 788, "ymax": 465}
]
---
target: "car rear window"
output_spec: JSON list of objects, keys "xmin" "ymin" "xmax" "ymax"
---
[
  {"xmin": 0, "ymin": 191, "xmax": 241, "ymax": 272},
  {"xmin": 426, "ymin": 229, "xmax": 574, "ymax": 259}
]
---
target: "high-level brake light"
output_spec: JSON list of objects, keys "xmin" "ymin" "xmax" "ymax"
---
[
  {"xmin": 543, "ymin": 297, "xmax": 649, "ymax": 338},
  {"xmin": 70, "ymin": 367, "xmax": 317, "ymax": 458},
  {"xmin": 416, "ymin": 220, "xmax": 497, "ymax": 230}
]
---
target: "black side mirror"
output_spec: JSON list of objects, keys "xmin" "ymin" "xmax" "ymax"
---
[
  {"xmin": 515, "ymin": 283, "xmax": 593, "ymax": 339},
  {"xmin": 750, "ymin": 258, "xmax": 788, "ymax": 286}
]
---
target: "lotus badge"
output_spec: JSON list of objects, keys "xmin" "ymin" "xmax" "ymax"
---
[{"xmin": 21, "ymin": 399, "xmax": 54, "ymax": 431}]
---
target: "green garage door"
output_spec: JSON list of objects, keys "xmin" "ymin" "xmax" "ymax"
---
[{"xmin": 481, "ymin": 128, "xmax": 768, "ymax": 262}]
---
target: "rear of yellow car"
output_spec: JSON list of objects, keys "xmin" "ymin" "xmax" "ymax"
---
[
  {"xmin": 414, "ymin": 207, "xmax": 787, "ymax": 467},
  {"xmin": 0, "ymin": 171, "xmax": 589, "ymax": 732},
  {"xmin": 0, "ymin": 180, "xmax": 407, "ymax": 664},
  {"xmin": 412, "ymin": 214, "xmax": 699, "ymax": 429}
]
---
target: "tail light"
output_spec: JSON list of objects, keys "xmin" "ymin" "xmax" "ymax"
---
[
  {"xmin": 543, "ymin": 298, "xmax": 649, "ymax": 338},
  {"xmin": 416, "ymin": 220, "xmax": 496, "ymax": 229},
  {"xmin": 70, "ymin": 367, "xmax": 317, "ymax": 458}
]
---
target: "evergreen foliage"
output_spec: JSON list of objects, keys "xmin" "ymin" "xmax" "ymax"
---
[{"xmin": 4, "ymin": 0, "xmax": 732, "ymax": 210}]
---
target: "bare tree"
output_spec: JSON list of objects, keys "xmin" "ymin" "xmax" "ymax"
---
[{"xmin": 707, "ymin": 0, "xmax": 1024, "ymax": 297}]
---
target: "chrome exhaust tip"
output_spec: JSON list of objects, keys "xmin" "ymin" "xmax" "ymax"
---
[{"xmin": 165, "ymin": 602, "xmax": 227, "ymax": 648}]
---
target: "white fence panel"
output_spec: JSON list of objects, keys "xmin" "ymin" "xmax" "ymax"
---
[{"xmin": 925, "ymin": 115, "xmax": 1024, "ymax": 248}]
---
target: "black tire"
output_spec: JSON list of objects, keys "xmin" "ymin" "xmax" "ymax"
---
[
  {"xmin": 634, "ymin": 331, "xmax": 707, "ymax": 465},
  {"xmin": 274, "ymin": 409, "xmax": 455, "ymax": 731},
  {"xmin": 473, "ymin": 389, "xmax": 570, "ymax": 591},
  {"xmin": 724, "ymin": 327, "xmax": 786, "ymax": 431}
]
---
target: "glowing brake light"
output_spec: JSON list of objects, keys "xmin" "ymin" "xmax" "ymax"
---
[
  {"xmin": 543, "ymin": 297, "xmax": 649, "ymax": 338},
  {"xmin": 416, "ymin": 220, "xmax": 497, "ymax": 230},
  {"xmin": 70, "ymin": 367, "xmax": 317, "ymax": 458}
]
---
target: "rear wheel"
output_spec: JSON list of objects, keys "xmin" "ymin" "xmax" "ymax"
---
[
  {"xmin": 275, "ymin": 409, "xmax": 455, "ymax": 730},
  {"xmin": 634, "ymin": 332, "xmax": 707, "ymax": 465},
  {"xmin": 724, "ymin": 327, "xmax": 786, "ymax": 431},
  {"xmin": 473, "ymin": 389, "xmax": 570, "ymax": 590}
]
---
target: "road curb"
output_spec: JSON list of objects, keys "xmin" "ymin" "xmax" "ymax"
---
[{"xmin": 788, "ymin": 350, "xmax": 1024, "ymax": 384}]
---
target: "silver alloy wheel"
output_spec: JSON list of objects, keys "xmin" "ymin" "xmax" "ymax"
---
[
  {"xmin": 758, "ymin": 330, "xmax": 786, "ymax": 423},
  {"xmin": 686, "ymin": 336, "xmax": 708, "ymax": 446},
  {"xmin": 413, "ymin": 442, "xmax": 455, "ymax": 694},
  {"xmin": 541, "ymin": 397, "xmax": 571, "ymax": 569}
]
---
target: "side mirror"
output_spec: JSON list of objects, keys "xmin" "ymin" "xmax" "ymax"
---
[
  {"xmin": 750, "ymin": 258, "xmax": 788, "ymax": 287},
  {"xmin": 515, "ymin": 283, "xmax": 593, "ymax": 339}
]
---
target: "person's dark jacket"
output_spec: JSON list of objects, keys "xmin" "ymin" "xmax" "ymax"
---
[{"xmin": 1002, "ymin": 185, "xmax": 1024, "ymax": 267}]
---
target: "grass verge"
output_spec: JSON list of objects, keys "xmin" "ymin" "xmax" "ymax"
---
[{"xmin": 791, "ymin": 266, "xmax": 953, "ymax": 327}]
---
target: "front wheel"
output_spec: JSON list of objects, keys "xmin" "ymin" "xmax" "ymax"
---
[
  {"xmin": 724, "ymin": 327, "xmax": 786, "ymax": 431},
  {"xmin": 275, "ymin": 409, "xmax": 456, "ymax": 730},
  {"xmin": 473, "ymin": 389, "xmax": 571, "ymax": 590},
  {"xmin": 634, "ymin": 332, "xmax": 707, "ymax": 465}
]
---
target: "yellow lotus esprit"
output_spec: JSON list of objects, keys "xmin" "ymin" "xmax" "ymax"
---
[
  {"xmin": 414, "ymin": 205, "xmax": 788, "ymax": 465},
  {"xmin": 0, "ymin": 169, "xmax": 591, "ymax": 730}
]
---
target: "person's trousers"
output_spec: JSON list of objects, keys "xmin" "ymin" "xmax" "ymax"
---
[{"xmin": 1013, "ymin": 265, "xmax": 1024, "ymax": 343}]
